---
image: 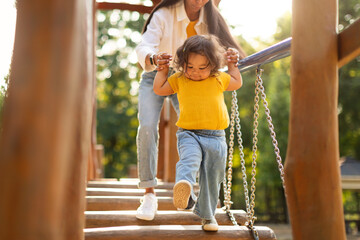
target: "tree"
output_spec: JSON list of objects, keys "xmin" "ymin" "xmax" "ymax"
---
[
  {"xmin": 96, "ymin": 9, "xmax": 145, "ymax": 177},
  {"xmin": 338, "ymin": 1, "xmax": 360, "ymax": 159}
]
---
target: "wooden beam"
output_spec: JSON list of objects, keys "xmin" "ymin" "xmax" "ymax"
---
[
  {"xmin": 85, "ymin": 225, "xmax": 277, "ymax": 240},
  {"xmin": 85, "ymin": 209, "xmax": 247, "ymax": 228},
  {"xmin": 0, "ymin": 0, "xmax": 94, "ymax": 239},
  {"xmin": 96, "ymin": 2, "xmax": 154, "ymax": 14},
  {"xmin": 163, "ymin": 102, "xmax": 178, "ymax": 183},
  {"xmin": 285, "ymin": 0, "xmax": 346, "ymax": 239},
  {"xmin": 338, "ymin": 18, "xmax": 360, "ymax": 68}
]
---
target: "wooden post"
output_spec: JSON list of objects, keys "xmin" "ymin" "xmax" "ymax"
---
[
  {"xmin": 163, "ymin": 103, "xmax": 179, "ymax": 182},
  {"xmin": 285, "ymin": 0, "xmax": 346, "ymax": 239},
  {"xmin": 0, "ymin": 0, "xmax": 95, "ymax": 239}
]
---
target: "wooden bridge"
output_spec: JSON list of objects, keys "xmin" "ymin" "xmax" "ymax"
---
[{"xmin": 0, "ymin": 0, "xmax": 359, "ymax": 239}]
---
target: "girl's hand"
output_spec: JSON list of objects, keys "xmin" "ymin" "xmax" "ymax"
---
[
  {"xmin": 155, "ymin": 52, "xmax": 172, "ymax": 71},
  {"xmin": 226, "ymin": 48, "xmax": 239, "ymax": 67}
]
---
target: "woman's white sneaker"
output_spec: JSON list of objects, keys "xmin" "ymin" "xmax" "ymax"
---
[{"xmin": 136, "ymin": 193, "xmax": 158, "ymax": 221}]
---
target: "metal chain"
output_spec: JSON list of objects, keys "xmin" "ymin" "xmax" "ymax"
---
[
  {"xmin": 223, "ymin": 68, "xmax": 286, "ymax": 240},
  {"xmin": 255, "ymin": 68, "xmax": 286, "ymax": 189},
  {"xmin": 223, "ymin": 90, "xmax": 258, "ymax": 237}
]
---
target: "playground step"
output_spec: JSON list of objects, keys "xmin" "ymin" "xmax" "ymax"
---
[
  {"xmin": 87, "ymin": 181, "xmax": 175, "ymax": 189},
  {"xmin": 86, "ymin": 196, "xmax": 221, "ymax": 211},
  {"xmin": 84, "ymin": 225, "xmax": 276, "ymax": 240},
  {"xmin": 87, "ymin": 178, "xmax": 199, "ymax": 190},
  {"xmin": 85, "ymin": 209, "xmax": 247, "ymax": 228},
  {"xmin": 86, "ymin": 187, "xmax": 173, "ymax": 197},
  {"xmin": 86, "ymin": 196, "xmax": 176, "ymax": 211}
]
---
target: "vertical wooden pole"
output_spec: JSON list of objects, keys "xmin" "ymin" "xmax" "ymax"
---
[
  {"xmin": 163, "ymin": 104, "xmax": 179, "ymax": 182},
  {"xmin": 285, "ymin": 0, "xmax": 346, "ymax": 239},
  {"xmin": 62, "ymin": 0, "xmax": 95, "ymax": 239},
  {"xmin": 0, "ymin": 0, "xmax": 94, "ymax": 239}
]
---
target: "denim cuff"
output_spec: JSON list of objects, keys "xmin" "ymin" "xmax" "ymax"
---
[{"xmin": 138, "ymin": 178, "xmax": 158, "ymax": 189}]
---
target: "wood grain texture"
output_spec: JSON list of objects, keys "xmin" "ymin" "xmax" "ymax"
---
[
  {"xmin": 0, "ymin": 0, "xmax": 95, "ymax": 239},
  {"xmin": 285, "ymin": 0, "xmax": 346, "ymax": 239}
]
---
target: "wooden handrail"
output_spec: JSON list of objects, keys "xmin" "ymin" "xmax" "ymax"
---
[{"xmin": 338, "ymin": 18, "xmax": 360, "ymax": 68}]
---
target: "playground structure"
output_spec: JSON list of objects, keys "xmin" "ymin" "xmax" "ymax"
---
[{"xmin": 0, "ymin": 0, "xmax": 359, "ymax": 239}]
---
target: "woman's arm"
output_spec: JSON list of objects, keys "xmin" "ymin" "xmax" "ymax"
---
[
  {"xmin": 135, "ymin": 10, "xmax": 164, "ymax": 72},
  {"xmin": 225, "ymin": 48, "xmax": 242, "ymax": 91},
  {"xmin": 153, "ymin": 53, "xmax": 174, "ymax": 96}
]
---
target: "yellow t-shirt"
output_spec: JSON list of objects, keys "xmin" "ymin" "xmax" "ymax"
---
[
  {"xmin": 168, "ymin": 72, "xmax": 231, "ymax": 130},
  {"xmin": 186, "ymin": 21, "xmax": 198, "ymax": 38}
]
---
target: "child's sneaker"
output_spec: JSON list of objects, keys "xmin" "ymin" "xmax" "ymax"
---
[
  {"xmin": 136, "ymin": 193, "xmax": 158, "ymax": 221},
  {"xmin": 201, "ymin": 217, "xmax": 219, "ymax": 232},
  {"xmin": 185, "ymin": 195, "xmax": 195, "ymax": 210},
  {"xmin": 173, "ymin": 180, "xmax": 192, "ymax": 210}
]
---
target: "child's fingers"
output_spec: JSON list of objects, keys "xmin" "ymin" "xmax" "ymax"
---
[{"xmin": 226, "ymin": 49, "xmax": 239, "ymax": 65}]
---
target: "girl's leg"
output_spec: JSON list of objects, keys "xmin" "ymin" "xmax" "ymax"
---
[
  {"xmin": 194, "ymin": 134, "xmax": 227, "ymax": 220},
  {"xmin": 174, "ymin": 130, "xmax": 202, "ymax": 207}
]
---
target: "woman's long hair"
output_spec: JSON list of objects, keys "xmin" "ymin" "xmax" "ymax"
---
[{"xmin": 142, "ymin": 0, "xmax": 246, "ymax": 58}]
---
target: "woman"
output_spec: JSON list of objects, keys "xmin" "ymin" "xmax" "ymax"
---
[{"xmin": 135, "ymin": 0, "xmax": 245, "ymax": 221}]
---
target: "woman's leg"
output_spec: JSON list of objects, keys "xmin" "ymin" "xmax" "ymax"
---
[
  {"xmin": 136, "ymin": 71, "xmax": 164, "ymax": 221},
  {"xmin": 137, "ymin": 71, "xmax": 165, "ymax": 189}
]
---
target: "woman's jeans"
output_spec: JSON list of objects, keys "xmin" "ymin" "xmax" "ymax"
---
[
  {"xmin": 137, "ymin": 70, "xmax": 179, "ymax": 189},
  {"xmin": 176, "ymin": 128, "xmax": 227, "ymax": 220}
]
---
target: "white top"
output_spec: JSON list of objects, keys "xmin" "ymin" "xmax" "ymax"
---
[{"xmin": 135, "ymin": 1, "xmax": 209, "ymax": 72}]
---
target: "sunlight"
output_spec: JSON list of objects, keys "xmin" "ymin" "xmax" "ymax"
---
[
  {"xmin": 219, "ymin": 0, "xmax": 292, "ymax": 42},
  {"xmin": 0, "ymin": 1, "xmax": 16, "ymax": 86}
]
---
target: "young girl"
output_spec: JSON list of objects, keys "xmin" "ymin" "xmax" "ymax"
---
[
  {"xmin": 134, "ymin": 0, "xmax": 245, "ymax": 222},
  {"xmin": 153, "ymin": 35, "xmax": 242, "ymax": 231}
]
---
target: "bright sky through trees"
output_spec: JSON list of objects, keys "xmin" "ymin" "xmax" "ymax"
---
[{"xmin": 0, "ymin": 0, "xmax": 291, "ymax": 86}]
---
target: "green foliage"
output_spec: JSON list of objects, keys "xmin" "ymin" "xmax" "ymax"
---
[
  {"xmin": 338, "ymin": 1, "xmax": 360, "ymax": 160},
  {"xmin": 0, "ymin": 74, "xmax": 9, "ymax": 129},
  {"xmin": 96, "ymin": 9, "xmax": 145, "ymax": 178}
]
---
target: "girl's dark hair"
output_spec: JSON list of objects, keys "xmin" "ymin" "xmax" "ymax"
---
[
  {"xmin": 174, "ymin": 35, "xmax": 226, "ymax": 76},
  {"xmin": 142, "ymin": 0, "xmax": 246, "ymax": 58}
]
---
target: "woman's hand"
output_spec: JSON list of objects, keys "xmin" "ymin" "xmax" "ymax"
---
[
  {"xmin": 226, "ymin": 48, "xmax": 239, "ymax": 67},
  {"xmin": 155, "ymin": 52, "xmax": 172, "ymax": 71}
]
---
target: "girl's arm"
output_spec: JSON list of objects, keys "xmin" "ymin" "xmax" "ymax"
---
[
  {"xmin": 153, "ymin": 53, "xmax": 174, "ymax": 96},
  {"xmin": 225, "ymin": 48, "xmax": 243, "ymax": 91}
]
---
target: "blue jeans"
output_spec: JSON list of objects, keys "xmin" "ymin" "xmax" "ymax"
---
[
  {"xmin": 137, "ymin": 70, "xmax": 179, "ymax": 188},
  {"xmin": 176, "ymin": 128, "xmax": 227, "ymax": 220}
]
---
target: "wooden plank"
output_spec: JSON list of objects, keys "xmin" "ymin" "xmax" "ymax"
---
[
  {"xmin": 86, "ymin": 187, "xmax": 173, "ymax": 196},
  {"xmin": 86, "ymin": 196, "xmax": 176, "ymax": 211},
  {"xmin": 341, "ymin": 176, "xmax": 360, "ymax": 190},
  {"xmin": 87, "ymin": 180, "xmax": 175, "ymax": 189},
  {"xmin": 85, "ymin": 209, "xmax": 247, "ymax": 228},
  {"xmin": 285, "ymin": 0, "xmax": 346, "ymax": 238},
  {"xmin": 86, "ymin": 196, "xmax": 220, "ymax": 211},
  {"xmin": 338, "ymin": 18, "xmax": 360, "ymax": 68},
  {"xmin": 84, "ymin": 225, "xmax": 276, "ymax": 240}
]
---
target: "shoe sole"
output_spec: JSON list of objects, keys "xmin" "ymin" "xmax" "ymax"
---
[
  {"xmin": 173, "ymin": 180, "xmax": 191, "ymax": 209},
  {"xmin": 136, "ymin": 213, "xmax": 155, "ymax": 221},
  {"xmin": 202, "ymin": 224, "xmax": 219, "ymax": 232}
]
